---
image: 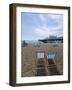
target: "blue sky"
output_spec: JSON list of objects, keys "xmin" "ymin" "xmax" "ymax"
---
[{"xmin": 21, "ymin": 12, "xmax": 63, "ymax": 41}]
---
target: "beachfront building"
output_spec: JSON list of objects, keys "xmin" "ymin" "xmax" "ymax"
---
[{"xmin": 39, "ymin": 38, "xmax": 63, "ymax": 43}]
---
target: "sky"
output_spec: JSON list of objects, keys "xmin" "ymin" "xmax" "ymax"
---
[{"xmin": 21, "ymin": 12, "xmax": 63, "ymax": 41}]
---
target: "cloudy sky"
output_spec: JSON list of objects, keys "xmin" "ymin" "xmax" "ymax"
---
[{"xmin": 21, "ymin": 12, "xmax": 63, "ymax": 41}]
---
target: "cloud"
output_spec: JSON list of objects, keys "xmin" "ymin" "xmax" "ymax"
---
[
  {"xmin": 39, "ymin": 14, "xmax": 46, "ymax": 22},
  {"xmin": 39, "ymin": 14, "xmax": 63, "ymax": 23},
  {"xmin": 47, "ymin": 14, "xmax": 63, "ymax": 25},
  {"xmin": 34, "ymin": 25, "xmax": 62, "ymax": 38},
  {"xmin": 48, "ymin": 14, "xmax": 62, "ymax": 20},
  {"xmin": 34, "ymin": 14, "xmax": 63, "ymax": 38}
]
